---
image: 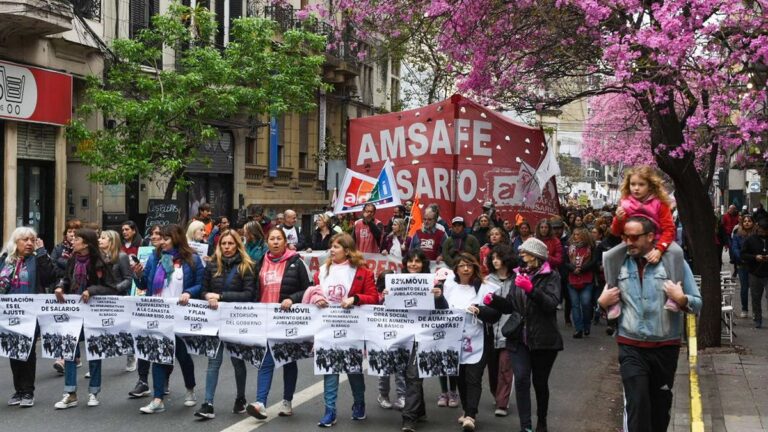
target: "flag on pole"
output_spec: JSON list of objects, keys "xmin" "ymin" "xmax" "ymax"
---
[
  {"xmin": 407, "ymin": 196, "xmax": 422, "ymax": 237},
  {"xmin": 331, "ymin": 187, "xmax": 338, "ymax": 208},
  {"xmin": 368, "ymin": 160, "xmax": 399, "ymax": 205},
  {"xmin": 333, "ymin": 160, "xmax": 403, "ymax": 214},
  {"xmin": 534, "ymin": 147, "xmax": 561, "ymax": 191}
]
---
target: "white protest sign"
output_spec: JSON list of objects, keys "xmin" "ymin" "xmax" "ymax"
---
[
  {"xmin": 219, "ymin": 302, "xmax": 268, "ymax": 368},
  {"xmin": 384, "ymin": 273, "xmax": 435, "ymax": 310},
  {"xmin": 267, "ymin": 303, "xmax": 320, "ymax": 369},
  {"xmin": 414, "ymin": 308, "xmax": 464, "ymax": 378},
  {"xmin": 361, "ymin": 305, "xmax": 416, "ymax": 376},
  {"xmin": 127, "ymin": 296, "xmax": 176, "ymax": 365},
  {"xmin": 174, "ymin": 299, "xmax": 221, "ymax": 358},
  {"xmin": 0, "ymin": 295, "xmax": 38, "ymax": 360},
  {"xmin": 314, "ymin": 305, "xmax": 365, "ymax": 375},
  {"xmin": 82, "ymin": 295, "xmax": 134, "ymax": 361},
  {"xmin": 36, "ymin": 295, "xmax": 83, "ymax": 361}
]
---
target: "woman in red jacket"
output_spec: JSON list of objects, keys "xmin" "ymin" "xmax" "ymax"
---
[
  {"xmin": 303, "ymin": 233, "xmax": 377, "ymax": 427},
  {"xmin": 535, "ymin": 220, "xmax": 563, "ymax": 268}
]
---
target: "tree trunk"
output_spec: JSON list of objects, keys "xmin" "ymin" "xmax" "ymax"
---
[
  {"xmin": 163, "ymin": 171, "xmax": 181, "ymax": 201},
  {"xmin": 656, "ymin": 150, "xmax": 721, "ymax": 348}
]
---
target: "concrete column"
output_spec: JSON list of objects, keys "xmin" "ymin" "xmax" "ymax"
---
[
  {"xmin": 55, "ymin": 126, "xmax": 67, "ymax": 244},
  {"xmin": 3, "ymin": 121, "xmax": 17, "ymax": 238}
]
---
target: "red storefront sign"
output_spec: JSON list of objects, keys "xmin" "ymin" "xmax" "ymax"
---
[
  {"xmin": 0, "ymin": 59, "xmax": 72, "ymax": 126},
  {"xmin": 348, "ymin": 94, "xmax": 560, "ymax": 223}
]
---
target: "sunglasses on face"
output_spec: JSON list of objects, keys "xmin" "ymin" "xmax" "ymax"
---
[{"xmin": 622, "ymin": 232, "xmax": 649, "ymax": 242}]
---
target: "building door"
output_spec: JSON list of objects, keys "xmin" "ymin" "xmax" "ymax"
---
[{"xmin": 17, "ymin": 160, "xmax": 55, "ymax": 248}]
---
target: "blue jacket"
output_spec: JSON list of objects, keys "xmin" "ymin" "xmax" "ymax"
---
[
  {"xmin": 616, "ymin": 257, "xmax": 702, "ymax": 343},
  {"xmin": 136, "ymin": 251, "xmax": 204, "ymax": 298}
]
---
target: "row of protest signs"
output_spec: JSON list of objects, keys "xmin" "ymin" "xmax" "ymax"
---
[{"xmin": 0, "ymin": 294, "xmax": 466, "ymax": 378}]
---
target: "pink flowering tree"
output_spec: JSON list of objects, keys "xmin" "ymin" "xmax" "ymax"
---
[{"xmin": 319, "ymin": 0, "xmax": 768, "ymax": 347}]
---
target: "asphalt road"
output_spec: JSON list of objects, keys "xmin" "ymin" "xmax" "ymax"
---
[{"xmin": 0, "ymin": 317, "xmax": 624, "ymax": 432}]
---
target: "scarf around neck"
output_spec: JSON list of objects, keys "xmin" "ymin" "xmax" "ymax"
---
[
  {"xmin": 74, "ymin": 253, "xmax": 91, "ymax": 293},
  {"xmin": 152, "ymin": 249, "xmax": 181, "ymax": 294}
]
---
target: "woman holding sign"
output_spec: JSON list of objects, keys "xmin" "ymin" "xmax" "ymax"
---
[
  {"xmin": 483, "ymin": 237, "xmax": 563, "ymax": 432},
  {"xmin": 440, "ymin": 252, "xmax": 501, "ymax": 432},
  {"xmin": 195, "ymin": 230, "xmax": 257, "ymax": 420},
  {"xmin": 0, "ymin": 227, "xmax": 59, "ymax": 408},
  {"xmin": 133, "ymin": 224, "xmax": 204, "ymax": 414},
  {"xmin": 302, "ymin": 233, "xmax": 378, "ymax": 428},
  {"xmin": 247, "ymin": 227, "xmax": 310, "ymax": 420},
  {"xmin": 53, "ymin": 228, "xmax": 118, "ymax": 410}
]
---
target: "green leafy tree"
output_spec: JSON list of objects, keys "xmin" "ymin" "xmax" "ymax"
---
[{"xmin": 68, "ymin": 3, "xmax": 328, "ymax": 199}]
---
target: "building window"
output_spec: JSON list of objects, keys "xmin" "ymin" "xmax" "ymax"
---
[
  {"xmin": 245, "ymin": 136, "xmax": 256, "ymax": 164},
  {"xmin": 129, "ymin": 0, "xmax": 159, "ymax": 38},
  {"xmin": 299, "ymin": 114, "xmax": 309, "ymax": 169}
]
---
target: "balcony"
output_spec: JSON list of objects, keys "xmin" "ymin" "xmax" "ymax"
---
[{"xmin": 0, "ymin": 0, "xmax": 74, "ymax": 38}]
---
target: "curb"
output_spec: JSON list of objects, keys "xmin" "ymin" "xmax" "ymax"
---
[{"xmin": 687, "ymin": 314, "xmax": 704, "ymax": 432}]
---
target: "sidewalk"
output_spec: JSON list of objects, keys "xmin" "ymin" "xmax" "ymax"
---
[{"xmin": 671, "ymin": 303, "xmax": 768, "ymax": 432}]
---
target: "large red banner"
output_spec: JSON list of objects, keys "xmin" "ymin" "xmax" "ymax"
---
[
  {"xmin": 0, "ymin": 59, "xmax": 72, "ymax": 126},
  {"xmin": 348, "ymin": 94, "xmax": 560, "ymax": 224}
]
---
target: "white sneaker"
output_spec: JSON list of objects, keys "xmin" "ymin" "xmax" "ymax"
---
[
  {"xmin": 84, "ymin": 372, "xmax": 91, "ymax": 379},
  {"xmin": 378, "ymin": 394, "xmax": 393, "ymax": 409},
  {"xmin": 126, "ymin": 356, "xmax": 137, "ymax": 372},
  {"xmin": 740, "ymin": 311, "xmax": 749, "ymax": 318},
  {"xmin": 278, "ymin": 399, "xmax": 293, "ymax": 417},
  {"xmin": 393, "ymin": 396, "xmax": 405, "ymax": 410},
  {"xmin": 140, "ymin": 399, "xmax": 165, "ymax": 414},
  {"xmin": 54, "ymin": 393, "xmax": 78, "ymax": 409},
  {"xmin": 87, "ymin": 393, "xmax": 99, "ymax": 407},
  {"xmin": 246, "ymin": 402, "xmax": 268, "ymax": 420},
  {"xmin": 184, "ymin": 389, "xmax": 197, "ymax": 407}
]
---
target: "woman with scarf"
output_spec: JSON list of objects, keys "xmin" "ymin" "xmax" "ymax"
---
[
  {"xmin": 0, "ymin": 227, "xmax": 59, "ymax": 407},
  {"xmin": 195, "ymin": 230, "xmax": 257, "ymax": 420},
  {"xmin": 564, "ymin": 227, "xmax": 598, "ymax": 338},
  {"xmin": 53, "ymin": 228, "xmax": 118, "ymax": 410},
  {"xmin": 479, "ymin": 227, "xmax": 511, "ymax": 276},
  {"xmin": 99, "ymin": 230, "xmax": 136, "ymax": 372},
  {"xmin": 133, "ymin": 224, "xmax": 204, "ymax": 414},
  {"xmin": 302, "ymin": 233, "xmax": 378, "ymax": 428},
  {"xmin": 441, "ymin": 252, "xmax": 501, "ymax": 432},
  {"xmin": 243, "ymin": 221, "xmax": 268, "ymax": 263},
  {"xmin": 246, "ymin": 227, "xmax": 310, "ymax": 420},
  {"xmin": 484, "ymin": 237, "xmax": 563, "ymax": 432}
]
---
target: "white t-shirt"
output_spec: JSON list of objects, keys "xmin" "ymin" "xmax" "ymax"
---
[
  {"xmin": 318, "ymin": 261, "xmax": 356, "ymax": 303},
  {"xmin": 283, "ymin": 226, "xmax": 299, "ymax": 247},
  {"xmin": 162, "ymin": 265, "xmax": 184, "ymax": 299},
  {"xmin": 443, "ymin": 278, "xmax": 497, "ymax": 365}
]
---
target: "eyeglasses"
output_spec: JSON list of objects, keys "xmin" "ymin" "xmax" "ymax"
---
[{"xmin": 621, "ymin": 232, "xmax": 649, "ymax": 242}]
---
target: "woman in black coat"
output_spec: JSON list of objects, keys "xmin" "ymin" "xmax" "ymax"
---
[
  {"xmin": 484, "ymin": 237, "xmax": 562, "ymax": 432},
  {"xmin": 196, "ymin": 229, "xmax": 257, "ymax": 419}
]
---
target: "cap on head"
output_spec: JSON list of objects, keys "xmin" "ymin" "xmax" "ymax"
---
[{"xmin": 451, "ymin": 216, "xmax": 465, "ymax": 225}]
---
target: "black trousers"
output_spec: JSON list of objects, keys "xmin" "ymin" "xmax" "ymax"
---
[
  {"xmin": 137, "ymin": 358, "xmax": 151, "ymax": 383},
  {"xmin": 619, "ymin": 344, "xmax": 679, "ymax": 432},
  {"xmin": 401, "ymin": 347, "xmax": 426, "ymax": 425},
  {"xmin": 509, "ymin": 345, "xmax": 559, "ymax": 430},
  {"xmin": 457, "ymin": 347, "xmax": 488, "ymax": 418},
  {"xmin": 10, "ymin": 343, "xmax": 37, "ymax": 394}
]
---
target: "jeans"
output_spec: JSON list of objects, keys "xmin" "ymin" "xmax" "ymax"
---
[
  {"xmin": 204, "ymin": 344, "xmax": 247, "ymax": 404},
  {"xmin": 619, "ymin": 344, "xmax": 679, "ymax": 432},
  {"xmin": 64, "ymin": 343, "xmax": 102, "ymax": 394},
  {"xmin": 569, "ymin": 283, "xmax": 594, "ymax": 332},
  {"xmin": 378, "ymin": 371, "xmax": 406, "ymax": 399},
  {"xmin": 509, "ymin": 345, "xmax": 559, "ymax": 430},
  {"xmin": 323, "ymin": 373, "xmax": 365, "ymax": 410},
  {"xmin": 738, "ymin": 266, "xmax": 750, "ymax": 312},
  {"xmin": 152, "ymin": 336, "xmax": 196, "ymax": 399},
  {"xmin": 256, "ymin": 348, "xmax": 297, "ymax": 405}
]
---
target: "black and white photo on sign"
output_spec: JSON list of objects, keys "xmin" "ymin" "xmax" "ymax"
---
[
  {"xmin": 442, "ymin": 279, "xmax": 496, "ymax": 365},
  {"xmin": 127, "ymin": 296, "xmax": 176, "ymax": 364},
  {"xmin": 225, "ymin": 342, "xmax": 267, "ymax": 368},
  {"xmin": 218, "ymin": 303, "xmax": 268, "ymax": 365},
  {"xmin": 174, "ymin": 299, "xmax": 221, "ymax": 358},
  {"xmin": 267, "ymin": 303, "xmax": 320, "ymax": 368},
  {"xmin": 384, "ymin": 273, "xmax": 435, "ymax": 310},
  {"xmin": 0, "ymin": 295, "xmax": 37, "ymax": 360},
  {"xmin": 314, "ymin": 305, "xmax": 365, "ymax": 375},
  {"xmin": 413, "ymin": 308, "xmax": 464, "ymax": 378},
  {"xmin": 83, "ymin": 295, "xmax": 134, "ymax": 361},
  {"xmin": 36, "ymin": 295, "xmax": 83, "ymax": 361},
  {"xmin": 361, "ymin": 305, "xmax": 417, "ymax": 376}
]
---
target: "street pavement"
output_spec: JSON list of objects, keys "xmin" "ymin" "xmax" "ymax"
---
[{"xmin": 0, "ymin": 316, "xmax": 625, "ymax": 432}]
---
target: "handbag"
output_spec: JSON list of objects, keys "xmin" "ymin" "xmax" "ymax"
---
[{"xmin": 501, "ymin": 310, "xmax": 524, "ymax": 338}]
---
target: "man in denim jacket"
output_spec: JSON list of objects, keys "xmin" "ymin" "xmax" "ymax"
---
[{"xmin": 598, "ymin": 216, "xmax": 702, "ymax": 432}]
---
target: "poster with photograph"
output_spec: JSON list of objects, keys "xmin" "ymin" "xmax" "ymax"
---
[
  {"xmin": 219, "ymin": 303, "xmax": 268, "ymax": 368},
  {"xmin": 313, "ymin": 305, "xmax": 365, "ymax": 375},
  {"xmin": 413, "ymin": 308, "xmax": 464, "ymax": 378},
  {"xmin": 36, "ymin": 295, "xmax": 83, "ymax": 361},
  {"xmin": 131, "ymin": 246, "xmax": 155, "ymax": 296},
  {"xmin": 82, "ymin": 295, "xmax": 134, "ymax": 361},
  {"xmin": 362, "ymin": 306, "xmax": 416, "ymax": 376},
  {"xmin": 174, "ymin": 299, "xmax": 221, "ymax": 358},
  {"xmin": 127, "ymin": 296, "xmax": 176, "ymax": 365},
  {"xmin": 384, "ymin": 273, "xmax": 435, "ymax": 310},
  {"xmin": 0, "ymin": 295, "xmax": 38, "ymax": 360},
  {"xmin": 267, "ymin": 304, "xmax": 320, "ymax": 369}
]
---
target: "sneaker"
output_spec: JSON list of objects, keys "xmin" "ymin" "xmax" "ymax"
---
[
  {"xmin": 457, "ymin": 414, "xmax": 466, "ymax": 424},
  {"xmin": 378, "ymin": 394, "xmax": 392, "ymax": 409},
  {"xmin": 495, "ymin": 408, "xmax": 508, "ymax": 416},
  {"xmin": 140, "ymin": 399, "xmax": 165, "ymax": 414},
  {"xmin": 8, "ymin": 392, "xmax": 22, "ymax": 406},
  {"xmin": 20, "ymin": 393, "xmax": 34, "ymax": 407},
  {"xmin": 128, "ymin": 381, "xmax": 151, "ymax": 398},
  {"xmin": 584, "ymin": 329, "xmax": 591, "ymax": 336},
  {"xmin": 232, "ymin": 397, "xmax": 247, "ymax": 414},
  {"xmin": 664, "ymin": 298, "xmax": 680, "ymax": 312},
  {"xmin": 278, "ymin": 399, "xmax": 293, "ymax": 417},
  {"xmin": 606, "ymin": 303, "xmax": 621, "ymax": 320},
  {"xmin": 755, "ymin": 319, "xmax": 763, "ymax": 329},
  {"xmin": 85, "ymin": 372, "xmax": 91, "ymax": 379},
  {"xmin": 184, "ymin": 389, "xmax": 197, "ymax": 407},
  {"xmin": 53, "ymin": 360, "xmax": 64, "ymax": 375},
  {"xmin": 461, "ymin": 416, "xmax": 476, "ymax": 431},
  {"xmin": 318, "ymin": 407, "xmax": 337, "ymax": 427},
  {"xmin": 76, "ymin": 359, "xmax": 82, "ymax": 368},
  {"xmin": 194, "ymin": 402, "xmax": 215, "ymax": 420},
  {"xmin": 573, "ymin": 331, "xmax": 583, "ymax": 339},
  {"xmin": 246, "ymin": 401, "xmax": 268, "ymax": 420},
  {"xmin": 437, "ymin": 393, "xmax": 448, "ymax": 407},
  {"xmin": 126, "ymin": 356, "xmax": 137, "ymax": 372},
  {"xmin": 87, "ymin": 393, "xmax": 99, "ymax": 407},
  {"xmin": 401, "ymin": 422, "xmax": 416, "ymax": 432},
  {"xmin": 393, "ymin": 396, "xmax": 405, "ymax": 410},
  {"xmin": 54, "ymin": 393, "xmax": 78, "ymax": 409},
  {"xmin": 740, "ymin": 311, "xmax": 749, "ymax": 318},
  {"xmin": 351, "ymin": 401, "xmax": 366, "ymax": 420},
  {"xmin": 447, "ymin": 392, "xmax": 459, "ymax": 408}
]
